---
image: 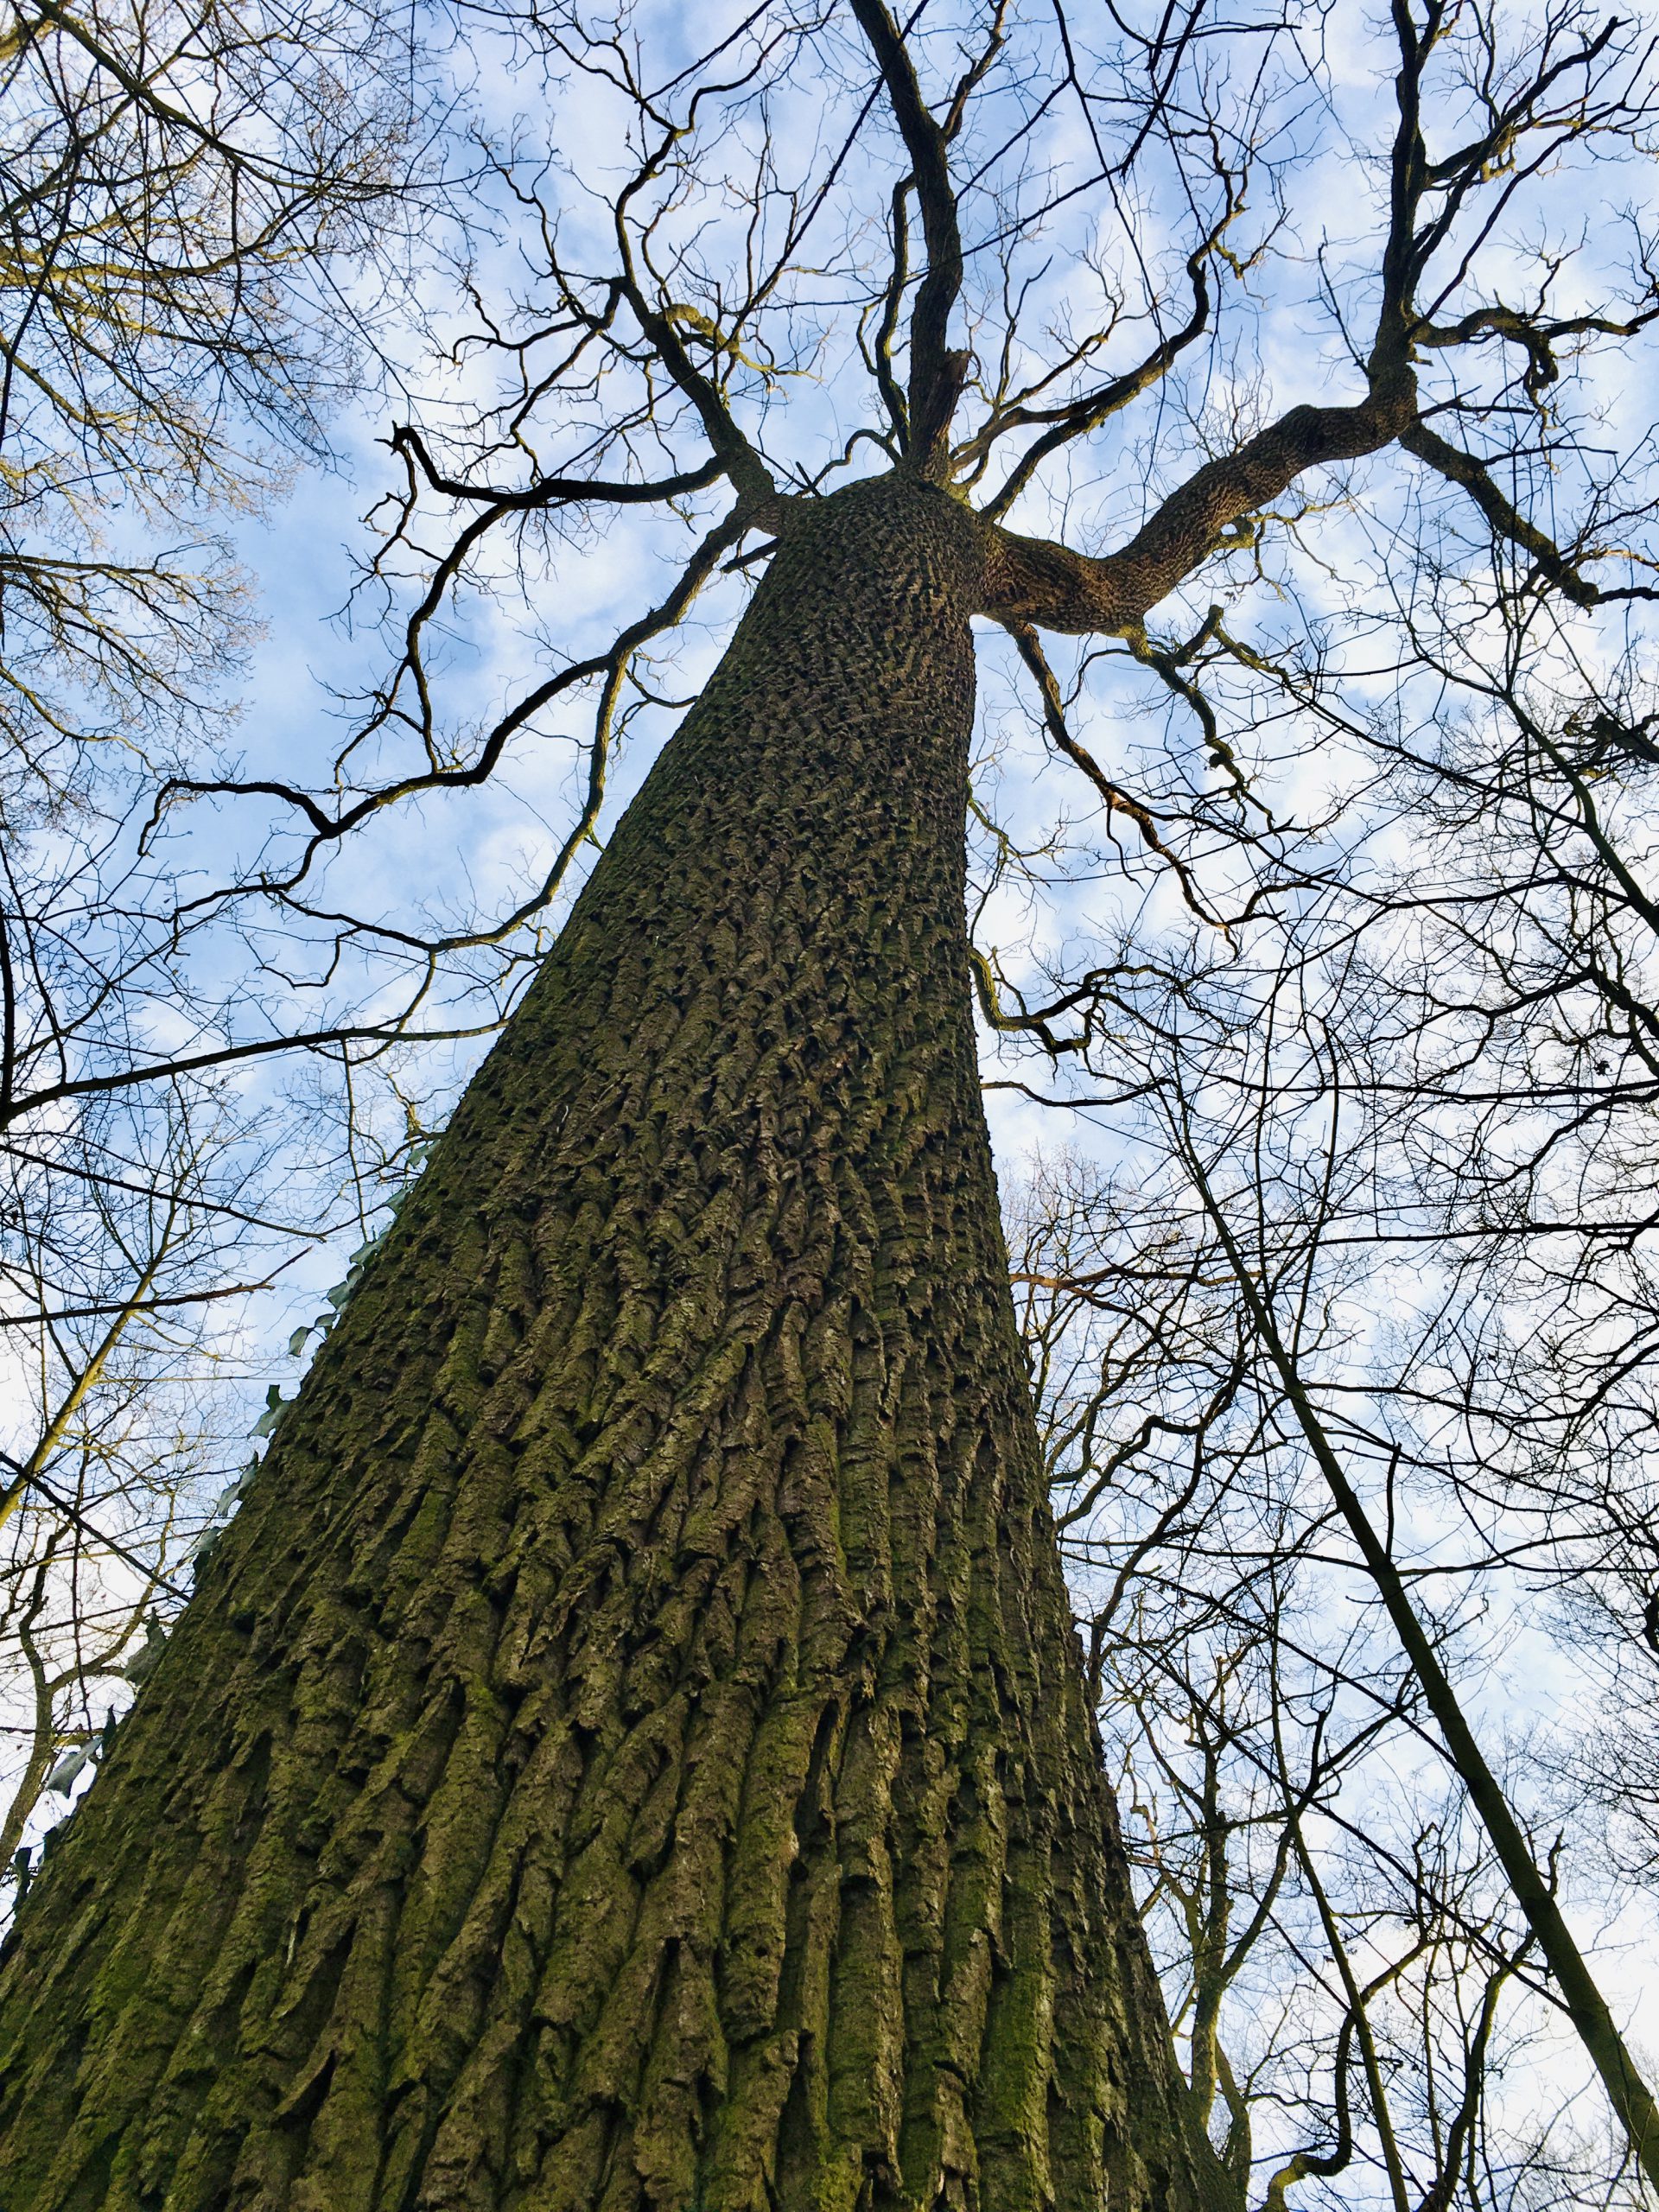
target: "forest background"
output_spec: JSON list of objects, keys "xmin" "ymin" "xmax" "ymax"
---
[{"xmin": 3, "ymin": 0, "xmax": 1659, "ymax": 2203}]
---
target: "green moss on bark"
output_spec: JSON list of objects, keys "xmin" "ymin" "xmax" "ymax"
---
[{"xmin": 0, "ymin": 472, "xmax": 1231, "ymax": 2212}]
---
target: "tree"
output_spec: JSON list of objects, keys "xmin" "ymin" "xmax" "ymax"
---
[
  {"xmin": 0, "ymin": 0, "xmax": 445, "ymax": 1938},
  {"xmin": 1009, "ymin": 1101, "xmax": 1657, "ymax": 2205},
  {"xmin": 0, "ymin": 0, "xmax": 427, "ymax": 752},
  {"xmin": 3, "ymin": 1, "xmax": 1659, "ymax": 2204},
  {"xmin": 999, "ymin": 521, "xmax": 1659, "ymax": 2197}
]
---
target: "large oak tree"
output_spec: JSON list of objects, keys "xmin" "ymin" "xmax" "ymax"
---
[{"xmin": 2, "ymin": 1, "xmax": 1657, "ymax": 2204}]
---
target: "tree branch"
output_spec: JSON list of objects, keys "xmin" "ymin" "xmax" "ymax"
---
[
  {"xmin": 982, "ymin": 389, "xmax": 1414, "ymax": 632},
  {"xmin": 849, "ymin": 0, "xmax": 971, "ymax": 473}
]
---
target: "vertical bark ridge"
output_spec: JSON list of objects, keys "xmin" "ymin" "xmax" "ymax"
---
[{"xmin": 0, "ymin": 470, "xmax": 1225, "ymax": 2212}]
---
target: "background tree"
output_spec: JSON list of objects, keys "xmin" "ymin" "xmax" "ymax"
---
[
  {"xmin": 0, "ymin": 0, "xmax": 447, "ymax": 1924},
  {"xmin": 996, "ymin": 537, "xmax": 1659, "ymax": 2197},
  {"xmin": 1010, "ymin": 1089, "xmax": 1657, "ymax": 2206}
]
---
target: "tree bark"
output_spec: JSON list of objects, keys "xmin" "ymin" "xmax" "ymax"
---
[{"xmin": 0, "ymin": 471, "xmax": 1230, "ymax": 2212}]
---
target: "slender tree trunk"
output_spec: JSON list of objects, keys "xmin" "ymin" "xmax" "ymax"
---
[{"xmin": 0, "ymin": 472, "xmax": 1228, "ymax": 2212}]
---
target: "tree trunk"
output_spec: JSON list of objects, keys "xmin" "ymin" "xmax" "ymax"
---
[{"xmin": 0, "ymin": 471, "xmax": 1229, "ymax": 2212}]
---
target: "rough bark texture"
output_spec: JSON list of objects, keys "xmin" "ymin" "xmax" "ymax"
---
[{"xmin": 0, "ymin": 472, "xmax": 1227, "ymax": 2212}]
